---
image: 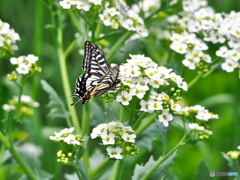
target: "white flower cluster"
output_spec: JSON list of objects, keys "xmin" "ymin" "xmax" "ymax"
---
[
  {"xmin": 170, "ymin": 33, "xmax": 210, "ymax": 70},
  {"xmin": 58, "ymin": 0, "xmax": 148, "ymax": 37},
  {"xmin": 50, "ymin": 127, "xmax": 84, "ymax": 146},
  {"xmin": 99, "ymin": 4, "xmax": 148, "ymax": 37},
  {"xmin": 179, "ymin": 105, "xmax": 219, "ymax": 136},
  {"xmin": 3, "ymin": 95, "xmax": 39, "ymax": 114},
  {"xmin": 0, "ymin": 19, "xmax": 20, "ymax": 53},
  {"xmin": 116, "ymin": 54, "xmax": 188, "ymax": 127},
  {"xmin": 91, "ymin": 121, "xmax": 138, "ymax": 159},
  {"xmin": 10, "ymin": 54, "xmax": 39, "ymax": 74},
  {"xmin": 59, "ymin": 0, "xmax": 102, "ymax": 11},
  {"xmin": 168, "ymin": 0, "xmax": 240, "ymax": 73}
]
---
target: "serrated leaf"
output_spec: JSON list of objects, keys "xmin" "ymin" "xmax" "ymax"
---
[
  {"xmin": 222, "ymin": 152, "xmax": 240, "ymax": 173},
  {"xmin": 41, "ymin": 80, "xmax": 69, "ymax": 120},
  {"xmin": 136, "ymin": 134, "xmax": 154, "ymax": 151},
  {"xmin": 132, "ymin": 151, "xmax": 177, "ymax": 180}
]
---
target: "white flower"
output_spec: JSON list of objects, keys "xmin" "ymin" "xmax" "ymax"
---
[
  {"xmin": 196, "ymin": 110, "xmax": 211, "ymax": 121},
  {"xmin": 149, "ymin": 78, "xmax": 164, "ymax": 88},
  {"xmin": 76, "ymin": 1, "xmax": 91, "ymax": 11},
  {"xmin": 228, "ymin": 49, "xmax": 240, "ymax": 61},
  {"xmin": 26, "ymin": 54, "xmax": 38, "ymax": 64},
  {"xmin": 170, "ymin": 42, "xmax": 188, "ymax": 54},
  {"xmin": 60, "ymin": 127, "xmax": 75, "ymax": 134},
  {"xmin": 88, "ymin": 0, "xmax": 102, "ymax": 5},
  {"xmin": 129, "ymin": 87, "xmax": 146, "ymax": 99},
  {"xmin": 2, "ymin": 104, "xmax": 15, "ymax": 111},
  {"xmin": 216, "ymin": 46, "xmax": 229, "ymax": 58},
  {"xmin": 49, "ymin": 132, "xmax": 64, "ymax": 141},
  {"xmin": 140, "ymin": 100, "xmax": 152, "ymax": 113},
  {"xmin": 122, "ymin": 133, "xmax": 136, "ymax": 143},
  {"xmin": 101, "ymin": 133, "xmax": 115, "ymax": 145},
  {"xmin": 150, "ymin": 91, "xmax": 163, "ymax": 101},
  {"xmin": 148, "ymin": 100, "xmax": 163, "ymax": 111},
  {"xmin": 170, "ymin": 73, "xmax": 183, "ymax": 83},
  {"xmin": 59, "ymin": 0, "xmax": 72, "ymax": 9},
  {"xmin": 202, "ymin": 54, "xmax": 212, "ymax": 63},
  {"xmin": 107, "ymin": 147, "xmax": 122, "ymax": 159},
  {"xmin": 188, "ymin": 123, "xmax": 204, "ymax": 130},
  {"xmin": 10, "ymin": 56, "xmax": 24, "ymax": 65},
  {"xmin": 121, "ymin": 78, "xmax": 135, "ymax": 88},
  {"xmin": 182, "ymin": 53, "xmax": 200, "ymax": 70},
  {"xmin": 106, "ymin": 7, "xmax": 119, "ymax": 16},
  {"xmin": 64, "ymin": 134, "xmax": 80, "ymax": 145},
  {"xmin": 228, "ymin": 37, "xmax": 240, "ymax": 48},
  {"xmin": 171, "ymin": 103, "xmax": 182, "ymax": 112},
  {"xmin": 99, "ymin": 11, "xmax": 111, "ymax": 26},
  {"xmin": 237, "ymin": 146, "xmax": 240, "ymax": 150},
  {"xmin": 128, "ymin": 66, "xmax": 141, "ymax": 77},
  {"xmin": 177, "ymin": 81, "xmax": 188, "ymax": 91},
  {"xmin": 90, "ymin": 124, "xmax": 108, "ymax": 139},
  {"xmin": 221, "ymin": 58, "xmax": 238, "ymax": 72},
  {"xmin": 135, "ymin": 77, "xmax": 149, "ymax": 91},
  {"xmin": 116, "ymin": 91, "xmax": 132, "ymax": 105},
  {"xmin": 171, "ymin": 33, "xmax": 184, "ymax": 42},
  {"xmin": 16, "ymin": 63, "xmax": 30, "ymax": 74},
  {"xmin": 158, "ymin": 110, "xmax": 173, "ymax": 127}
]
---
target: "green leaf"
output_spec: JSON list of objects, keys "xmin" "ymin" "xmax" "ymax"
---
[
  {"xmin": 156, "ymin": 121, "xmax": 168, "ymax": 146},
  {"xmin": 222, "ymin": 152, "xmax": 240, "ymax": 173},
  {"xmin": 132, "ymin": 151, "xmax": 177, "ymax": 180},
  {"xmin": 195, "ymin": 162, "xmax": 211, "ymax": 180},
  {"xmin": 41, "ymin": 80, "xmax": 69, "ymax": 120}
]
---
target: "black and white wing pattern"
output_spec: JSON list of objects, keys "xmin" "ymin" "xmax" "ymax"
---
[{"xmin": 71, "ymin": 41, "xmax": 121, "ymax": 105}]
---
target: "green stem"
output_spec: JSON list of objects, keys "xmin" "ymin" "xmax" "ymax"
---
[
  {"xmin": 15, "ymin": 85, "xmax": 23, "ymax": 120},
  {"xmin": 94, "ymin": 23, "xmax": 102, "ymax": 40},
  {"xmin": 0, "ymin": 132, "xmax": 37, "ymax": 180},
  {"xmin": 82, "ymin": 102, "xmax": 90, "ymax": 135},
  {"xmin": 73, "ymin": 163, "xmax": 83, "ymax": 180},
  {"xmin": 135, "ymin": 113, "xmax": 157, "ymax": 135},
  {"xmin": 56, "ymin": 14, "xmax": 81, "ymax": 134},
  {"xmin": 119, "ymin": 105, "xmax": 125, "ymax": 123},
  {"xmin": 91, "ymin": 158, "xmax": 109, "ymax": 177},
  {"xmin": 133, "ymin": 112, "xmax": 147, "ymax": 129},
  {"xmin": 187, "ymin": 73, "xmax": 203, "ymax": 89},
  {"xmin": 108, "ymin": 160, "xmax": 124, "ymax": 180},
  {"xmin": 106, "ymin": 32, "xmax": 133, "ymax": 62},
  {"xmin": 141, "ymin": 132, "xmax": 190, "ymax": 180},
  {"xmin": 202, "ymin": 62, "xmax": 221, "ymax": 78}
]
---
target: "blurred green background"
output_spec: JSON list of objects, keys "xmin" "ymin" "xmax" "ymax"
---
[{"xmin": 0, "ymin": 0, "xmax": 240, "ymax": 179}]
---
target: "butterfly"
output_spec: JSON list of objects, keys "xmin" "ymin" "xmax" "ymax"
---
[{"xmin": 71, "ymin": 41, "xmax": 121, "ymax": 105}]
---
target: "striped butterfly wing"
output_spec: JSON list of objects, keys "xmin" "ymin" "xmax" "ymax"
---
[
  {"xmin": 87, "ymin": 66, "xmax": 121, "ymax": 97},
  {"xmin": 71, "ymin": 41, "xmax": 120, "ymax": 105}
]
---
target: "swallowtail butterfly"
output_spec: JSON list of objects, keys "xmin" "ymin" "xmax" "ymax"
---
[{"xmin": 71, "ymin": 41, "xmax": 121, "ymax": 105}]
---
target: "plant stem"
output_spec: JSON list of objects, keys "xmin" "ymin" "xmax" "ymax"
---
[
  {"xmin": 108, "ymin": 160, "xmax": 124, "ymax": 180},
  {"xmin": 135, "ymin": 113, "xmax": 157, "ymax": 135},
  {"xmin": 187, "ymin": 73, "xmax": 203, "ymax": 89},
  {"xmin": 106, "ymin": 31, "xmax": 133, "ymax": 62},
  {"xmin": 15, "ymin": 85, "xmax": 23, "ymax": 120},
  {"xmin": 119, "ymin": 105, "xmax": 125, "ymax": 123},
  {"xmin": 91, "ymin": 158, "xmax": 109, "ymax": 177},
  {"xmin": 141, "ymin": 132, "xmax": 190, "ymax": 180},
  {"xmin": 0, "ymin": 132, "xmax": 37, "ymax": 180},
  {"xmin": 56, "ymin": 13, "xmax": 81, "ymax": 134},
  {"xmin": 73, "ymin": 163, "xmax": 83, "ymax": 180}
]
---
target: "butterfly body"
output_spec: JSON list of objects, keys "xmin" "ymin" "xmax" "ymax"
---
[{"xmin": 71, "ymin": 41, "xmax": 121, "ymax": 105}]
